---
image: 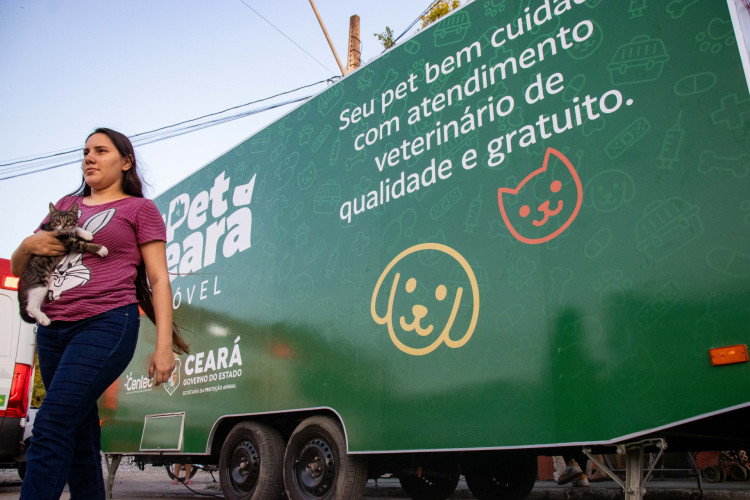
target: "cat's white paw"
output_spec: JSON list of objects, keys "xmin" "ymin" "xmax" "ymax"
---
[
  {"xmin": 97, "ymin": 246, "xmax": 108, "ymax": 257},
  {"xmin": 78, "ymin": 228, "xmax": 94, "ymax": 241},
  {"xmin": 36, "ymin": 314, "xmax": 51, "ymax": 326}
]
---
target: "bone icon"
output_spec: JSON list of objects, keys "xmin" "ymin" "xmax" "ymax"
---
[{"xmin": 698, "ymin": 151, "xmax": 750, "ymax": 178}]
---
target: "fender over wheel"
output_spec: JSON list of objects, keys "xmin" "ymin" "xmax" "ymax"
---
[
  {"xmin": 464, "ymin": 454, "xmax": 537, "ymax": 500},
  {"xmin": 219, "ymin": 420, "xmax": 285, "ymax": 500},
  {"xmin": 283, "ymin": 415, "xmax": 367, "ymax": 499}
]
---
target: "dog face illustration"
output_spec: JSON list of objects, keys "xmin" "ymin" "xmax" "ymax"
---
[
  {"xmin": 497, "ymin": 148, "xmax": 582, "ymax": 244},
  {"xmin": 371, "ymin": 243, "xmax": 479, "ymax": 356},
  {"xmin": 585, "ymin": 169, "xmax": 635, "ymax": 213}
]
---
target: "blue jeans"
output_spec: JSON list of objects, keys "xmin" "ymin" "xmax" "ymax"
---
[{"xmin": 21, "ymin": 304, "xmax": 139, "ymax": 500}]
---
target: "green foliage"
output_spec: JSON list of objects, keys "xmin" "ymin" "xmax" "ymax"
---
[
  {"xmin": 374, "ymin": 26, "xmax": 395, "ymax": 50},
  {"xmin": 420, "ymin": 0, "xmax": 462, "ymax": 29},
  {"xmin": 31, "ymin": 354, "xmax": 45, "ymax": 408}
]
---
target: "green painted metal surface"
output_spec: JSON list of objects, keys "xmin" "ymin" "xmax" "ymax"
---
[
  {"xmin": 140, "ymin": 413, "xmax": 184, "ymax": 451},
  {"xmin": 101, "ymin": 0, "xmax": 750, "ymax": 455}
]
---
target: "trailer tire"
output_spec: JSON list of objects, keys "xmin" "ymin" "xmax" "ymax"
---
[
  {"xmin": 702, "ymin": 465, "xmax": 724, "ymax": 483},
  {"xmin": 728, "ymin": 462, "xmax": 748, "ymax": 481},
  {"xmin": 219, "ymin": 421, "xmax": 285, "ymax": 500},
  {"xmin": 283, "ymin": 415, "xmax": 367, "ymax": 499},
  {"xmin": 464, "ymin": 455, "xmax": 537, "ymax": 500},
  {"xmin": 397, "ymin": 466, "xmax": 460, "ymax": 500}
]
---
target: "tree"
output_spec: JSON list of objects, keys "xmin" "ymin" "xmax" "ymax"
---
[
  {"xmin": 31, "ymin": 356, "xmax": 45, "ymax": 408},
  {"xmin": 374, "ymin": 0, "xmax": 463, "ymax": 50},
  {"xmin": 420, "ymin": 0, "xmax": 462, "ymax": 29},
  {"xmin": 374, "ymin": 26, "xmax": 395, "ymax": 50}
]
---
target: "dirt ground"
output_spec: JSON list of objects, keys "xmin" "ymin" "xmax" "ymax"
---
[{"xmin": 1, "ymin": 458, "xmax": 750, "ymax": 499}]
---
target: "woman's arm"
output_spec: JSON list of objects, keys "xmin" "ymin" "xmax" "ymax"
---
[
  {"xmin": 141, "ymin": 240, "xmax": 176, "ymax": 386},
  {"xmin": 10, "ymin": 231, "xmax": 67, "ymax": 276}
]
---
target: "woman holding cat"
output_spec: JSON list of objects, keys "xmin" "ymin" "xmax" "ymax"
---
[{"xmin": 10, "ymin": 127, "xmax": 188, "ymax": 500}]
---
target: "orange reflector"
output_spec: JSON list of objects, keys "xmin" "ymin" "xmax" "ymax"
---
[
  {"xmin": 2, "ymin": 275, "xmax": 19, "ymax": 290},
  {"xmin": 710, "ymin": 345, "xmax": 749, "ymax": 366}
]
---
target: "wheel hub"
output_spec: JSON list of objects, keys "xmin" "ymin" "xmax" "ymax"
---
[
  {"xmin": 296, "ymin": 437, "xmax": 335, "ymax": 496},
  {"xmin": 230, "ymin": 439, "xmax": 260, "ymax": 492}
]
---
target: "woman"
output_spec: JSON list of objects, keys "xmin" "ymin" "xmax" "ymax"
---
[{"xmin": 11, "ymin": 128, "xmax": 188, "ymax": 499}]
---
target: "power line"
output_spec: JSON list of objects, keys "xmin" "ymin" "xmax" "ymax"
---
[
  {"xmin": 0, "ymin": 78, "xmax": 333, "ymax": 172},
  {"xmin": 392, "ymin": 0, "xmax": 442, "ymax": 46},
  {"xmin": 236, "ymin": 0, "xmax": 336, "ymax": 74},
  {"xmin": 0, "ymin": 78, "xmax": 335, "ymax": 181},
  {"xmin": 0, "ymin": 95, "xmax": 313, "ymax": 181}
]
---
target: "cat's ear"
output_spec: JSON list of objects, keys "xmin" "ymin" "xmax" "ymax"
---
[
  {"xmin": 49, "ymin": 202, "xmax": 57, "ymax": 213},
  {"xmin": 70, "ymin": 202, "xmax": 78, "ymax": 213}
]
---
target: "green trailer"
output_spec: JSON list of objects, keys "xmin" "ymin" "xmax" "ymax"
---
[{"xmin": 101, "ymin": 1, "xmax": 750, "ymax": 499}]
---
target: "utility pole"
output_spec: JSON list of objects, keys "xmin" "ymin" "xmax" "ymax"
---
[
  {"xmin": 347, "ymin": 15, "xmax": 361, "ymax": 73},
  {"xmin": 308, "ymin": 0, "xmax": 347, "ymax": 76}
]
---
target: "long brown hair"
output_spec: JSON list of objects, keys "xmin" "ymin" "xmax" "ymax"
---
[{"xmin": 74, "ymin": 128, "xmax": 189, "ymax": 354}]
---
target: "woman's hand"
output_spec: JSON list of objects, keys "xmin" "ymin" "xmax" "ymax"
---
[
  {"xmin": 149, "ymin": 344, "xmax": 176, "ymax": 386},
  {"xmin": 11, "ymin": 231, "xmax": 67, "ymax": 276},
  {"xmin": 25, "ymin": 231, "xmax": 67, "ymax": 255}
]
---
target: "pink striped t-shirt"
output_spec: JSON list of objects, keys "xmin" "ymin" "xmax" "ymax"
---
[{"xmin": 38, "ymin": 195, "xmax": 166, "ymax": 321}]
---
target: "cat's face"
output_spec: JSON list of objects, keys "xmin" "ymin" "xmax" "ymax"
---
[
  {"xmin": 497, "ymin": 148, "xmax": 583, "ymax": 244},
  {"xmin": 48, "ymin": 202, "xmax": 79, "ymax": 230}
]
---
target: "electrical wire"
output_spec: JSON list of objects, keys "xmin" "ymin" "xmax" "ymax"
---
[
  {"xmin": 0, "ymin": 77, "xmax": 335, "ymax": 180},
  {"xmin": 0, "ymin": 96, "xmax": 311, "ymax": 180},
  {"xmin": 392, "ymin": 0, "xmax": 443, "ymax": 46},
  {"xmin": 0, "ymin": 87, "xmax": 326, "ymax": 180},
  {"xmin": 236, "ymin": 0, "xmax": 336, "ymax": 74}
]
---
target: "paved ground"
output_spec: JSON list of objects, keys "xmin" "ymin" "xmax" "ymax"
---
[{"xmin": 1, "ymin": 462, "xmax": 749, "ymax": 499}]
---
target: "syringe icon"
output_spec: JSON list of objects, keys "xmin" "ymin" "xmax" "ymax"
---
[
  {"xmin": 658, "ymin": 111, "xmax": 684, "ymax": 170},
  {"xmin": 464, "ymin": 186, "xmax": 483, "ymax": 233}
]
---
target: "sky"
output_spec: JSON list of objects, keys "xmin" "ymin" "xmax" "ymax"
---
[{"xmin": 0, "ymin": 0, "xmax": 433, "ymax": 260}]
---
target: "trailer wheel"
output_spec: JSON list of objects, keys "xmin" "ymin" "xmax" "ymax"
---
[
  {"xmin": 702, "ymin": 465, "xmax": 725, "ymax": 483},
  {"xmin": 283, "ymin": 415, "xmax": 367, "ymax": 499},
  {"xmin": 397, "ymin": 466, "xmax": 460, "ymax": 500},
  {"xmin": 728, "ymin": 462, "xmax": 748, "ymax": 481},
  {"xmin": 464, "ymin": 455, "xmax": 537, "ymax": 500},
  {"xmin": 219, "ymin": 421, "xmax": 285, "ymax": 500}
]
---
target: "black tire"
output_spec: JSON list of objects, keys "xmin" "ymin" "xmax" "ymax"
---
[
  {"xmin": 728, "ymin": 463, "xmax": 748, "ymax": 481},
  {"xmin": 165, "ymin": 463, "xmax": 199, "ymax": 481},
  {"xmin": 219, "ymin": 421, "xmax": 285, "ymax": 500},
  {"xmin": 702, "ymin": 465, "xmax": 724, "ymax": 483},
  {"xmin": 283, "ymin": 415, "xmax": 367, "ymax": 500},
  {"xmin": 465, "ymin": 455, "xmax": 537, "ymax": 500},
  {"xmin": 398, "ymin": 466, "xmax": 459, "ymax": 500}
]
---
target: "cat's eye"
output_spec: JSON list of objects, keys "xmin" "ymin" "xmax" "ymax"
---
[{"xmin": 519, "ymin": 205, "xmax": 530, "ymax": 217}]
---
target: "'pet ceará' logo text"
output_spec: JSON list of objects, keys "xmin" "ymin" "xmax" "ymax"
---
[{"xmin": 164, "ymin": 171, "xmax": 256, "ymax": 280}]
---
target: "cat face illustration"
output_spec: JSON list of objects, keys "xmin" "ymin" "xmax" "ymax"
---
[{"xmin": 497, "ymin": 148, "xmax": 583, "ymax": 244}]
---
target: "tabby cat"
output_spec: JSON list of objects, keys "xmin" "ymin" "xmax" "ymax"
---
[{"xmin": 18, "ymin": 203, "xmax": 108, "ymax": 325}]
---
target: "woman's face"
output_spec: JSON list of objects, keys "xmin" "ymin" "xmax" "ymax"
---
[{"xmin": 82, "ymin": 133, "xmax": 131, "ymax": 193}]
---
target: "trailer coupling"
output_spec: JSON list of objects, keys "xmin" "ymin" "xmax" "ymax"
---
[{"xmin": 583, "ymin": 438, "xmax": 667, "ymax": 500}]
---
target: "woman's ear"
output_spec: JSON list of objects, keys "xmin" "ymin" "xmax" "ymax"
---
[{"xmin": 122, "ymin": 154, "xmax": 133, "ymax": 171}]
